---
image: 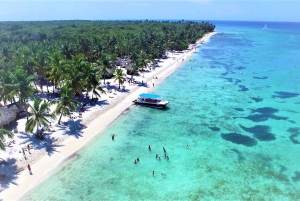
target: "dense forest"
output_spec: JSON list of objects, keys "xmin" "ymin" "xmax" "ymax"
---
[{"xmin": 0, "ymin": 20, "xmax": 215, "ymax": 106}]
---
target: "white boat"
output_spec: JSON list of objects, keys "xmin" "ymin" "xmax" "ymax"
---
[
  {"xmin": 263, "ymin": 24, "xmax": 268, "ymax": 29},
  {"xmin": 133, "ymin": 93, "xmax": 169, "ymax": 109}
]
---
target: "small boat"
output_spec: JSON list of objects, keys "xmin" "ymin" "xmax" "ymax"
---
[
  {"xmin": 263, "ymin": 23, "xmax": 268, "ymax": 29},
  {"xmin": 133, "ymin": 93, "xmax": 169, "ymax": 109}
]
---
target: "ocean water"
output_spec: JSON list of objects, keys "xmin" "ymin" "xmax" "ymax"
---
[{"xmin": 23, "ymin": 21, "xmax": 300, "ymax": 200}]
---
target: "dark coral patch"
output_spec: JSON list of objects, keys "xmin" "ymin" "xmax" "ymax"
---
[
  {"xmin": 238, "ymin": 85, "xmax": 249, "ymax": 92},
  {"xmin": 252, "ymin": 97, "xmax": 263, "ymax": 102},
  {"xmin": 221, "ymin": 133, "xmax": 257, "ymax": 147},
  {"xmin": 230, "ymin": 148, "xmax": 245, "ymax": 161},
  {"xmin": 272, "ymin": 91, "xmax": 299, "ymax": 99},
  {"xmin": 235, "ymin": 66, "xmax": 246, "ymax": 70},
  {"xmin": 239, "ymin": 125, "xmax": 276, "ymax": 141},
  {"xmin": 253, "ymin": 76, "xmax": 268, "ymax": 79},
  {"xmin": 233, "ymin": 108, "xmax": 244, "ymax": 112},
  {"xmin": 209, "ymin": 126, "xmax": 220, "ymax": 132},
  {"xmin": 251, "ymin": 107, "xmax": 278, "ymax": 114},
  {"xmin": 292, "ymin": 171, "xmax": 300, "ymax": 182},
  {"xmin": 243, "ymin": 114, "xmax": 269, "ymax": 122},
  {"xmin": 288, "ymin": 127, "xmax": 300, "ymax": 144},
  {"xmin": 237, "ymin": 107, "xmax": 289, "ymax": 122}
]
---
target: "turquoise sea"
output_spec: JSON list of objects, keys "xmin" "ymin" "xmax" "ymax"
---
[{"xmin": 23, "ymin": 21, "xmax": 300, "ymax": 200}]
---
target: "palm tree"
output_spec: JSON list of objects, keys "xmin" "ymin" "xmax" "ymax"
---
[
  {"xmin": 47, "ymin": 51, "xmax": 68, "ymax": 91},
  {"xmin": 8, "ymin": 67, "xmax": 36, "ymax": 107},
  {"xmin": 0, "ymin": 111, "xmax": 14, "ymax": 151},
  {"xmin": 0, "ymin": 70, "xmax": 15, "ymax": 104},
  {"xmin": 52, "ymin": 85, "xmax": 80, "ymax": 125},
  {"xmin": 113, "ymin": 68, "xmax": 126, "ymax": 89},
  {"xmin": 84, "ymin": 64, "xmax": 106, "ymax": 99},
  {"xmin": 97, "ymin": 53, "xmax": 116, "ymax": 84},
  {"xmin": 25, "ymin": 98, "xmax": 52, "ymax": 134},
  {"xmin": 64, "ymin": 54, "xmax": 87, "ymax": 96},
  {"xmin": 137, "ymin": 51, "xmax": 150, "ymax": 72},
  {"xmin": 32, "ymin": 51, "xmax": 49, "ymax": 92}
]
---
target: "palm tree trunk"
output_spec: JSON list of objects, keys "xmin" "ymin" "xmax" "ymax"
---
[
  {"xmin": 46, "ymin": 81, "xmax": 49, "ymax": 93},
  {"xmin": 40, "ymin": 81, "xmax": 43, "ymax": 93},
  {"xmin": 58, "ymin": 113, "xmax": 63, "ymax": 125}
]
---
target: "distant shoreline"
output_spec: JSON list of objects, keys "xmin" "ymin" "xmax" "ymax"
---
[{"xmin": 0, "ymin": 32, "xmax": 216, "ymax": 200}]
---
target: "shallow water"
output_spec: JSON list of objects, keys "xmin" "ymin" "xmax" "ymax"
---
[{"xmin": 23, "ymin": 21, "xmax": 300, "ymax": 200}]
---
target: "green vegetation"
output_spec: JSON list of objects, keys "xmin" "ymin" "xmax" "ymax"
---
[
  {"xmin": 0, "ymin": 20, "xmax": 215, "ymax": 133},
  {"xmin": 25, "ymin": 98, "xmax": 52, "ymax": 134},
  {"xmin": 0, "ymin": 111, "xmax": 14, "ymax": 151}
]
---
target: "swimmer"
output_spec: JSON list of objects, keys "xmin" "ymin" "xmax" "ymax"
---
[
  {"xmin": 148, "ymin": 145, "xmax": 151, "ymax": 151},
  {"xmin": 163, "ymin": 147, "xmax": 166, "ymax": 153},
  {"xmin": 158, "ymin": 157, "xmax": 161, "ymax": 160},
  {"xmin": 112, "ymin": 134, "xmax": 115, "ymax": 140},
  {"xmin": 137, "ymin": 157, "xmax": 140, "ymax": 162},
  {"xmin": 186, "ymin": 144, "xmax": 189, "ymax": 147},
  {"xmin": 156, "ymin": 154, "xmax": 158, "ymax": 158},
  {"xmin": 134, "ymin": 160, "xmax": 137, "ymax": 164},
  {"xmin": 152, "ymin": 171, "xmax": 155, "ymax": 176},
  {"xmin": 166, "ymin": 156, "xmax": 169, "ymax": 160}
]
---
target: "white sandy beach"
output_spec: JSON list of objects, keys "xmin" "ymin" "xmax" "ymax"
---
[{"xmin": 0, "ymin": 32, "xmax": 215, "ymax": 200}]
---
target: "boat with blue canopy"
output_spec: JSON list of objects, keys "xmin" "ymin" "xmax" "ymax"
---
[{"xmin": 133, "ymin": 93, "xmax": 169, "ymax": 109}]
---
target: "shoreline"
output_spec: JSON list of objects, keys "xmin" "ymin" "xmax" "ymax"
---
[{"xmin": 0, "ymin": 32, "xmax": 216, "ymax": 200}]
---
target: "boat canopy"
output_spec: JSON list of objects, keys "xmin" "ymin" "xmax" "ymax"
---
[{"xmin": 139, "ymin": 93, "xmax": 160, "ymax": 99}]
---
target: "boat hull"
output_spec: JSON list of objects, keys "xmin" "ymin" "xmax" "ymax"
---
[{"xmin": 133, "ymin": 100, "xmax": 167, "ymax": 109}]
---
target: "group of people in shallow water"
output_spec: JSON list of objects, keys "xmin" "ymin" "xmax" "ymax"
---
[
  {"xmin": 111, "ymin": 135, "xmax": 176, "ymax": 176},
  {"xmin": 148, "ymin": 145, "xmax": 169, "ymax": 176}
]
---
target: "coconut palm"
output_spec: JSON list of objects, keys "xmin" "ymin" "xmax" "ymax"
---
[
  {"xmin": 8, "ymin": 67, "xmax": 36, "ymax": 107},
  {"xmin": 32, "ymin": 51, "xmax": 49, "ymax": 92},
  {"xmin": 97, "ymin": 53, "xmax": 116, "ymax": 84},
  {"xmin": 64, "ymin": 55, "xmax": 87, "ymax": 96},
  {"xmin": 25, "ymin": 98, "xmax": 52, "ymax": 134},
  {"xmin": 0, "ymin": 111, "xmax": 14, "ymax": 151},
  {"xmin": 52, "ymin": 85, "xmax": 80, "ymax": 125},
  {"xmin": 0, "ymin": 70, "xmax": 15, "ymax": 104},
  {"xmin": 84, "ymin": 64, "xmax": 106, "ymax": 99},
  {"xmin": 47, "ymin": 51, "xmax": 68, "ymax": 91},
  {"xmin": 113, "ymin": 68, "xmax": 126, "ymax": 89}
]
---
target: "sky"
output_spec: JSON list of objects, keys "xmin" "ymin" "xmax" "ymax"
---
[{"xmin": 0, "ymin": 0, "xmax": 299, "ymax": 22}]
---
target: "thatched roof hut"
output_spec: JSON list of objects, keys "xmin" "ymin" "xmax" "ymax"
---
[{"xmin": 0, "ymin": 103, "xmax": 26, "ymax": 126}]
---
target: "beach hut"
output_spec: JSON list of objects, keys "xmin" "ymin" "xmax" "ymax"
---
[
  {"xmin": 0, "ymin": 107, "xmax": 17, "ymax": 127},
  {"xmin": 0, "ymin": 103, "xmax": 26, "ymax": 126}
]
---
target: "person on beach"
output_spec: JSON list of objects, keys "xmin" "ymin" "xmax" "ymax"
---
[
  {"xmin": 148, "ymin": 145, "xmax": 151, "ymax": 151},
  {"xmin": 27, "ymin": 164, "xmax": 31, "ymax": 173},
  {"xmin": 22, "ymin": 148, "xmax": 26, "ymax": 157},
  {"xmin": 27, "ymin": 145, "xmax": 31, "ymax": 153},
  {"xmin": 112, "ymin": 134, "xmax": 115, "ymax": 140},
  {"xmin": 153, "ymin": 83, "xmax": 154, "ymax": 87}
]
